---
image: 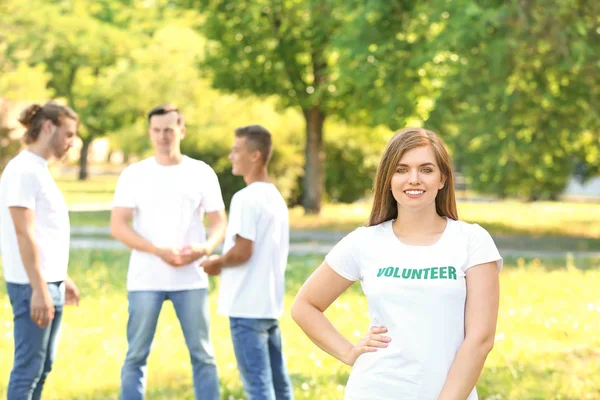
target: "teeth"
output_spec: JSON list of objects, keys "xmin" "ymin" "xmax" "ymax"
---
[{"xmin": 405, "ymin": 190, "xmax": 423, "ymax": 195}]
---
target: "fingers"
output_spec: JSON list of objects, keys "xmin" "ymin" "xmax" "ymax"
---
[
  {"xmin": 66, "ymin": 284, "xmax": 81, "ymax": 306},
  {"xmin": 30, "ymin": 306, "xmax": 55, "ymax": 328},
  {"xmin": 356, "ymin": 346, "xmax": 378, "ymax": 356},
  {"xmin": 163, "ymin": 256, "xmax": 184, "ymax": 267},
  {"xmin": 67, "ymin": 292, "xmax": 80, "ymax": 306},
  {"xmin": 356, "ymin": 327, "xmax": 391, "ymax": 354},
  {"xmin": 203, "ymin": 265, "xmax": 220, "ymax": 276},
  {"xmin": 180, "ymin": 245, "xmax": 192, "ymax": 255},
  {"xmin": 365, "ymin": 336, "xmax": 391, "ymax": 348},
  {"xmin": 370, "ymin": 325, "xmax": 388, "ymax": 334},
  {"xmin": 30, "ymin": 307, "xmax": 41, "ymax": 326}
]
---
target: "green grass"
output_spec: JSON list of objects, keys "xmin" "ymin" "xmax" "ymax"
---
[
  {"xmin": 289, "ymin": 201, "xmax": 600, "ymax": 238},
  {"xmin": 70, "ymin": 200, "xmax": 600, "ymax": 238},
  {"xmin": 1, "ymin": 252, "xmax": 600, "ymax": 399},
  {"xmin": 69, "ymin": 210, "xmax": 111, "ymax": 226},
  {"xmin": 55, "ymin": 174, "xmax": 118, "ymax": 206}
]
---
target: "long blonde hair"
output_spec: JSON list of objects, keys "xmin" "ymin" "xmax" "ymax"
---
[{"xmin": 368, "ymin": 128, "xmax": 458, "ymax": 226}]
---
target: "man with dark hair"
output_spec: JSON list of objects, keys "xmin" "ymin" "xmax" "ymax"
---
[
  {"xmin": 0, "ymin": 101, "xmax": 80, "ymax": 400},
  {"xmin": 202, "ymin": 124, "xmax": 294, "ymax": 400},
  {"xmin": 111, "ymin": 104, "xmax": 226, "ymax": 400}
]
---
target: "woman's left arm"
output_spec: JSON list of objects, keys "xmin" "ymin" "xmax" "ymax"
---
[{"xmin": 438, "ymin": 261, "xmax": 500, "ymax": 400}]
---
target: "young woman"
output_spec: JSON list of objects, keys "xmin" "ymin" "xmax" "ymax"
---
[{"xmin": 291, "ymin": 128, "xmax": 502, "ymax": 400}]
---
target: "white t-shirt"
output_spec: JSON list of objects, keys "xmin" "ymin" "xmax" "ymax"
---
[
  {"xmin": 218, "ymin": 182, "xmax": 289, "ymax": 318},
  {"xmin": 326, "ymin": 218, "xmax": 502, "ymax": 400},
  {"xmin": 0, "ymin": 150, "xmax": 70, "ymax": 284},
  {"xmin": 112, "ymin": 156, "xmax": 225, "ymax": 291}
]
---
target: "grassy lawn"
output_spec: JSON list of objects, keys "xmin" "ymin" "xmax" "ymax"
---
[
  {"xmin": 69, "ymin": 210, "xmax": 112, "ymax": 227},
  {"xmin": 288, "ymin": 201, "xmax": 600, "ymax": 238},
  {"xmin": 68, "ymin": 201, "xmax": 600, "ymax": 237},
  {"xmin": 1, "ymin": 251, "xmax": 599, "ymax": 399},
  {"xmin": 56, "ymin": 174, "xmax": 118, "ymax": 206}
]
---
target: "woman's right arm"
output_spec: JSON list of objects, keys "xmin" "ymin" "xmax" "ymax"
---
[{"xmin": 291, "ymin": 261, "xmax": 390, "ymax": 366}]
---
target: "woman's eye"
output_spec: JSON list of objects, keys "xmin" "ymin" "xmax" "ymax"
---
[{"xmin": 421, "ymin": 168, "xmax": 432, "ymax": 173}]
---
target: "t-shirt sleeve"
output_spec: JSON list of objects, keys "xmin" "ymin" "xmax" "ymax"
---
[
  {"xmin": 227, "ymin": 194, "xmax": 257, "ymax": 242},
  {"xmin": 465, "ymin": 224, "xmax": 503, "ymax": 272},
  {"xmin": 5, "ymin": 168, "xmax": 40, "ymax": 210},
  {"xmin": 112, "ymin": 167, "xmax": 136, "ymax": 208},
  {"xmin": 324, "ymin": 228, "xmax": 363, "ymax": 281},
  {"xmin": 201, "ymin": 166, "xmax": 225, "ymax": 213}
]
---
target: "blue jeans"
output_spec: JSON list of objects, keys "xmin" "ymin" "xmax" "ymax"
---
[
  {"xmin": 120, "ymin": 289, "xmax": 219, "ymax": 400},
  {"xmin": 230, "ymin": 317, "xmax": 294, "ymax": 400},
  {"xmin": 6, "ymin": 281, "xmax": 65, "ymax": 400}
]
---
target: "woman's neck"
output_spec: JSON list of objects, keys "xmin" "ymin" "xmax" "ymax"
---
[{"xmin": 393, "ymin": 207, "xmax": 447, "ymax": 236}]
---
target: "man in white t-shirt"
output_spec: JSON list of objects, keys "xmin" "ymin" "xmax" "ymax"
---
[
  {"xmin": 0, "ymin": 101, "xmax": 80, "ymax": 400},
  {"xmin": 201, "ymin": 125, "xmax": 294, "ymax": 400},
  {"xmin": 110, "ymin": 105, "xmax": 227, "ymax": 400}
]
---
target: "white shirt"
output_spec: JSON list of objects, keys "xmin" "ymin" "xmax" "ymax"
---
[
  {"xmin": 218, "ymin": 182, "xmax": 289, "ymax": 318},
  {"xmin": 0, "ymin": 150, "xmax": 70, "ymax": 284},
  {"xmin": 326, "ymin": 218, "xmax": 502, "ymax": 400},
  {"xmin": 112, "ymin": 156, "xmax": 225, "ymax": 291}
]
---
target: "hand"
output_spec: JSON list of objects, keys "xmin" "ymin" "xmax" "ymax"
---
[
  {"xmin": 155, "ymin": 247, "xmax": 184, "ymax": 267},
  {"xmin": 201, "ymin": 255, "xmax": 222, "ymax": 276},
  {"xmin": 65, "ymin": 278, "xmax": 80, "ymax": 306},
  {"xmin": 30, "ymin": 286, "xmax": 55, "ymax": 329},
  {"xmin": 179, "ymin": 244, "xmax": 209, "ymax": 265},
  {"xmin": 341, "ymin": 326, "xmax": 391, "ymax": 366}
]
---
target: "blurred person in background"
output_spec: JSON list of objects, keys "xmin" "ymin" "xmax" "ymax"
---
[
  {"xmin": 0, "ymin": 101, "xmax": 81, "ymax": 400},
  {"xmin": 110, "ymin": 104, "xmax": 226, "ymax": 400}
]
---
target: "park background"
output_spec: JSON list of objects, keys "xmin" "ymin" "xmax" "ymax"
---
[{"xmin": 0, "ymin": 0, "xmax": 599, "ymax": 399}]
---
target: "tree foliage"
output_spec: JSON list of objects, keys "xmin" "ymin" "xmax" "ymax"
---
[
  {"xmin": 425, "ymin": 0, "xmax": 600, "ymax": 199},
  {"xmin": 176, "ymin": 0, "xmax": 434, "ymax": 212}
]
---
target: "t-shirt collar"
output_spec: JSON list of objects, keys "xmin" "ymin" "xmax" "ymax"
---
[{"xmin": 23, "ymin": 149, "xmax": 49, "ymax": 166}]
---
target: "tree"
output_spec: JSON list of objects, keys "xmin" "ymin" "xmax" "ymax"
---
[
  {"xmin": 1, "ymin": 0, "xmax": 138, "ymax": 178},
  {"xmin": 0, "ymin": 100, "xmax": 21, "ymax": 172},
  {"xmin": 0, "ymin": 0, "xmax": 170, "ymax": 179},
  {"xmin": 425, "ymin": 0, "xmax": 600, "ymax": 199},
  {"xmin": 175, "ymin": 1, "xmax": 429, "ymax": 213},
  {"xmin": 174, "ymin": 0, "xmax": 338, "ymax": 213},
  {"xmin": 0, "ymin": 54, "xmax": 51, "ymax": 171}
]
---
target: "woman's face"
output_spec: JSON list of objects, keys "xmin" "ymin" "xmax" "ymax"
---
[{"xmin": 390, "ymin": 145, "xmax": 445, "ymax": 213}]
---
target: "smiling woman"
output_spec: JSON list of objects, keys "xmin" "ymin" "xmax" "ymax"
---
[{"xmin": 292, "ymin": 127, "xmax": 502, "ymax": 400}]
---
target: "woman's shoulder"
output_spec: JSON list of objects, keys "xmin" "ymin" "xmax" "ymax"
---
[
  {"xmin": 449, "ymin": 219, "xmax": 493, "ymax": 241},
  {"xmin": 344, "ymin": 220, "xmax": 392, "ymax": 241}
]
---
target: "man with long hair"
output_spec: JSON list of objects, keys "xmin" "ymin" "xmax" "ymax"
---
[{"xmin": 0, "ymin": 101, "xmax": 81, "ymax": 400}]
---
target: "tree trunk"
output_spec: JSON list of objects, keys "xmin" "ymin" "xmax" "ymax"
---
[
  {"xmin": 302, "ymin": 106, "xmax": 326, "ymax": 214},
  {"xmin": 78, "ymin": 139, "xmax": 92, "ymax": 180}
]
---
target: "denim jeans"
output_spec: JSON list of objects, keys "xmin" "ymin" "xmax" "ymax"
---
[
  {"xmin": 120, "ymin": 289, "xmax": 219, "ymax": 400},
  {"xmin": 6, "ymin": 281, "xmax": 65, "ymax": 400},
  {"xmin": 230, "ymin": 317, "xmax": 294, "ymax": 400}
]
